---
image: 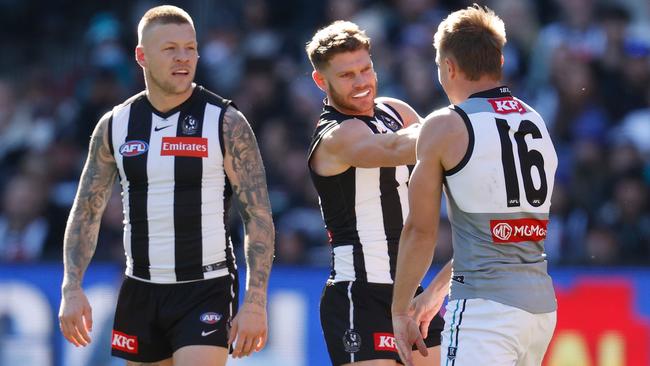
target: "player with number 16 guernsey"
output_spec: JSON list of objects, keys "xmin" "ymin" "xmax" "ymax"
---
[{"xmin": 392, "ymin": 5, "xmax": 558, "ymax": 366}]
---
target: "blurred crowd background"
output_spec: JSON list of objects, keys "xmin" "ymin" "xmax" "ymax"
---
[{"xmin": 1, "ymin": 0, "xmax": 649, "ymax": 268}]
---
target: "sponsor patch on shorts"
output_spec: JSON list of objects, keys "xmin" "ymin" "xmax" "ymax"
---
[
  {"xmin": 111, "ymin": 330, "xmax": 138, "ymax": 354},
  {"xmin": 373, "ymin": 332, "xmax": 397, "ymax": 352},
  {"xmin": 200, "ymin": 312, "xmax": 222, "ymax": 324}
]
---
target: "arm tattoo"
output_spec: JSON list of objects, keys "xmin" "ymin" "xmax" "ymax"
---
[
  {"xmin": 62, "ymin": 115, "xmax": 117, "ymax": 293},
  {"xmin": 222, "ymin": 107, "xmax": 275, "ymax": 305}
]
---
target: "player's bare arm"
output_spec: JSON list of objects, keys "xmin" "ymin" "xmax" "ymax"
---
[
  {"xmin": 391, "ymin": 109, "xmax": 466, "ymax": 365},
  {"xmin": 59, "ymin": 113, "xmax": 118, "ymax": 347},
  {"xmin": 222, "ymin": 105, "xmax": 275, "ymax": 358},
  {"xmin": 223, "ymin": 106, "xmax": 275, "ymax": 306},
  {"xmin": 376, "ymin": 97, "xmax": 422, "ymax": 127},
  {"xmin": 411, "ymin": 259, "xmax": 452, "ymax": 338},
  {"xmin": 315, "ymin": 118, "xmax": 421, "ymax": 175}
]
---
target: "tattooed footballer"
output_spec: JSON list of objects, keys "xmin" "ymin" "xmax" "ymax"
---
[{"xmin": 58, "ymin": 5, "xmax": 274, "ymax": 366}]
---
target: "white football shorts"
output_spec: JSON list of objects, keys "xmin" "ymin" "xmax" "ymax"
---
[{"xmin": 441, "ymin": 298, "xmax": 556, "ymax": 366}]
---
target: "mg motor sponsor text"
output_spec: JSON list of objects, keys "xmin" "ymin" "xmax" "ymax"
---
[{"xmin": 490, "ymin": 218, "xmax": 548, "ymax": 243}]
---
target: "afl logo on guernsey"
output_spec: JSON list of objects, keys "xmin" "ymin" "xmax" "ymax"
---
[{"xmin": 119, "ymin": 140, "xmax": 149, "ymax": 157}]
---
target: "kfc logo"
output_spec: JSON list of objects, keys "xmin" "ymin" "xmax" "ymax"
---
[
  {"xmin": 161, "ymin": 137, "xmax": 208, "ymax": 157},
  {"xmin": 374, "ymin": 333, "xmax": 397, "ymax": 352},
  {"xmin": 490, "ymin": 219, "xmax": 548, "ymax": 243},
  {"xmin": 111, "ymin": 330, "xmax": 138, "ymax": 354},
  {"xmin": 488, "ymin": 97, "xmax": 526, "ymax": 114}
]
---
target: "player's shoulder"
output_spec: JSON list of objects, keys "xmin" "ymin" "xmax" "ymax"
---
[
  {"xmin": 375, "ymin": 96, "xmax": 420, "ymax": 126},
  {"xmin": 194, "ymin": 85, "xmax": 232, "ymax": 108},
  {"xmin": 375, "ymin": 96, "xmax": 409, "ymax": 110},
  {"xmin": 117, "ymin": 90, "xmax": 147, "ymax": 109},
  {"xmin": 317, "ymin": 116, "xmax": 371, "ymax": 152},
  {"xmin": 513, "ymin": 96, "xmax": 540, "ymax": 116},
  {"xmin": 317, "ymin": 105, "xmax": 367, "ymax": 133},
  {"xmin": 421, "ymin": 106, "xmax": 465, "ymax": 136}
]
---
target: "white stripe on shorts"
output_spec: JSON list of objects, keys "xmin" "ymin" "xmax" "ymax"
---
[{"xmin": 348, "ymin": 282, "xmax": 354, "ymax": 363}]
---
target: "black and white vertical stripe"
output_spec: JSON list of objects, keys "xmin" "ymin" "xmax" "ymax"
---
[
  {"xmin": 309, "ymin": 104, "xmax": 410, "ymax": 284},
  {"xmin": 120, "ymin": 98, "xmax": 152, "ymax": 280},
  {"xmin": 110, "ymin": 88, "xmax": 235, "ymax": 283}
]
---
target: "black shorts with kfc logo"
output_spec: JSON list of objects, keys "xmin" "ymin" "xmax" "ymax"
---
[
  {"xmin": 320, "ymin": 281, "xmax": 444, "ymax": 366},
  {"xmin": 111, "ymin": 274, "xmax": 238, "ymax": 362}
]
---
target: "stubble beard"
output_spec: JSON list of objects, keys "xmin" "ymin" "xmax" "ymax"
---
[
  {"xmin": 327, "ymin": 81, "xmax": 374, "ymax": 116},
  {"xmin": 146, "ymin": 68, "xmax": 192, "ymax": 96}
]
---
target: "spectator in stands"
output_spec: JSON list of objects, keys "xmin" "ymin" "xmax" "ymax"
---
[
  {"xmin": 0, "ymin": 174, "xmax": 54, "ymax": 262},
  {"xmin": 597, "ymin": 174, "xmax": 650, "ymax": 264}
]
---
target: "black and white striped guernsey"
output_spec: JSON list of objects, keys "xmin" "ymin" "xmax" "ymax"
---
[
  {"xmin": 107, "ymin": 85, "xmax": 236, "ymax": 284},
  {"xmin": 308, "ymin": 103, "xmax": 412, "ymax": 284}
]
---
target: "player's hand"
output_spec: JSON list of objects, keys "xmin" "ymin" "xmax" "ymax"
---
[
  {"xmin": 229, "ymin": 300, "xmax": 268, "ymax": 358},
  {"xmin": 58, "ymin": 287, "xmax": 93, "ymax": 347},
  {"xmin": 392, "ymin": 313, "xmax": 427, "ymax": 366},
  {"xmin": 411, "ymin": 288, "xmax": 444, "ymax": 339}
]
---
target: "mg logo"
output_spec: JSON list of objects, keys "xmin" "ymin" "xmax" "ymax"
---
[
  {"xmin": 490, "ymin": 219, "xmax": 549, "ymax": 243},
  {"xmin": 492, "ymin": 222, "xmax": 513, "ymax": 241}
]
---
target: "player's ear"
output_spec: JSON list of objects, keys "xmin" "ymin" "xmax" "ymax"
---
[
  {"xmin": 135, "ymin": 45, "xmax": 146, "ymax": 68},
  {"xmin": 312, "ymin": 70, "xmax": 327, "ymax": 92},
  {"xmin": 500, "ymin": 54, "xmax": 504, "ymax": 67},
  {"xmin": 445, "ymin": 57, "xmax": 456, "ymax": 79}
]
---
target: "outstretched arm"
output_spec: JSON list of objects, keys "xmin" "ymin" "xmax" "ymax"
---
[
  {"xmin": 322, "ymin": 119, "xmax": 421, "ymax": 168},
  {"xmin": 391, "ymin": 115, "xmax": 445, "ymax": 365},
  {"xmin": 59, "ymin": 112, "xmax": 117, "ymax": 347},
  {"xmin": 391, "ymin": 107, "xmax": 467, "ymax": 365},
  {"xmin": 222, "ymin": 105, "xmax": 275, "ymax": 358}
]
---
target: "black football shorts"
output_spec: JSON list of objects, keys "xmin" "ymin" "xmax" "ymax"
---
[
  {"xmin": 320, "ymin": 281, "xmax": 444, "ymax": 365},
  {"xmin": 111, "ymin": 274, "xmax": 238, "ymax": 362}
]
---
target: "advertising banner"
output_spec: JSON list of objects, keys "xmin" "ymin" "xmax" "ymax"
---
[{"xmin": 1, "ymin": 264, "xmax": 649, "ymax": 366}]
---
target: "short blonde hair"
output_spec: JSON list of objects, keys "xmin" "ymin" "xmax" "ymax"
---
[
  {"xmin": 433, "ymin": 4, "xmax": 506, "ymax": 81},
  {"xmin": 306, "ymin": 20, "xmax": 371, "ymax": 71},
  {"xmin": 137, "ymin": 5, "xmax": 194, "ymax": 45}
]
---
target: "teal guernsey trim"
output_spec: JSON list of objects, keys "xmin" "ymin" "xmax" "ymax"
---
[{"xmin": 445, "ymin": 300, "xmax": 461, "ymax": 366}]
